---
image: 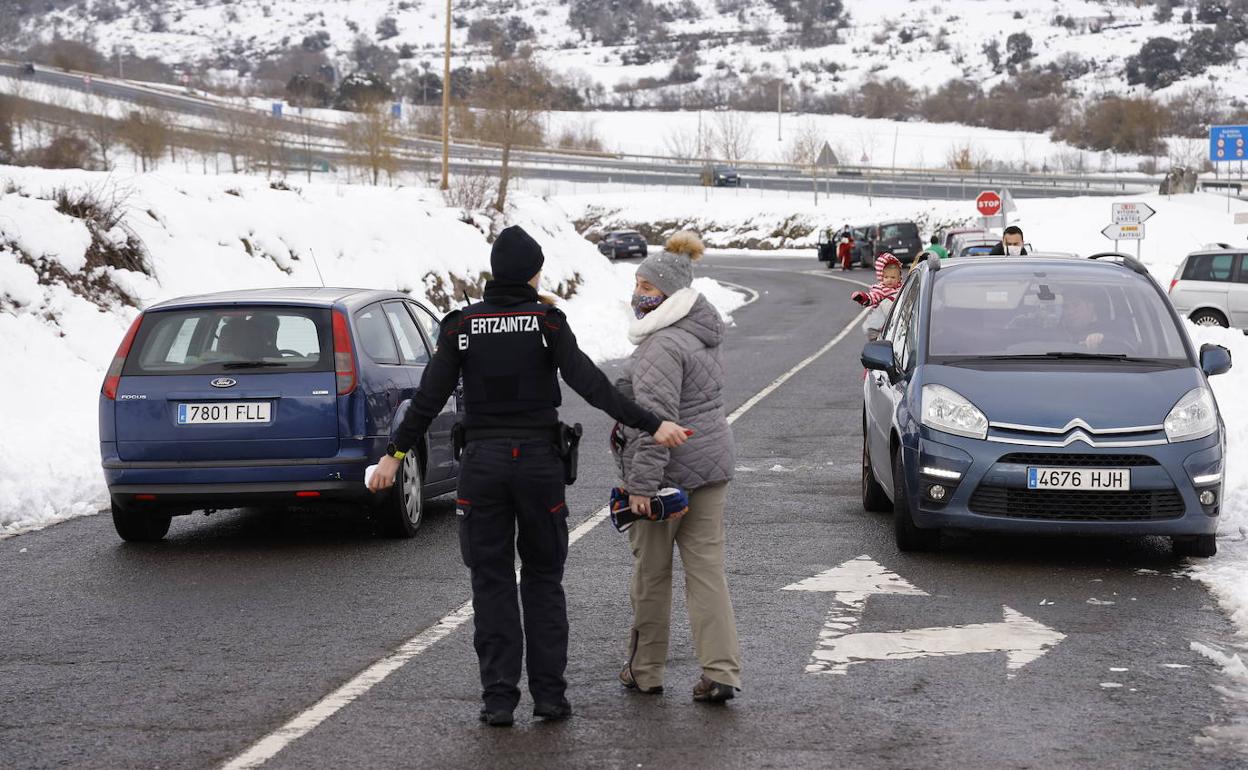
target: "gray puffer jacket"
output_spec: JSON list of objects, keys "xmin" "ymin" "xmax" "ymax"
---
[{"xmin": 615, "ymin": 289, "xmax": 735, "ymax": 496}]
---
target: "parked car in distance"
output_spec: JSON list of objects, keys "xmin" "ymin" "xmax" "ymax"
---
[
  {"xmin": 701, "ymin": 165, "xmax": 741, "ymax": 187},
  {"xmin": 597, "ymin": 230, "xmax": 650, "ymax": 260},
  {"xmin": 861, "ymin": 253, "xmax": 1231, "ymax": 557},
  {"xmin": 866, "ymin": 220, "xmax": 924, "ymax": 265},
  {"xmin": 953, "ymin": 236, "xmax": 1002, "ymax": 258},
  {"xmin": 99, "ymin": 288, "xmax": 461, "ymax": 542},
  {"xmin": 22, "ymin": 62, "xmax": 36, "ymax": 75},
  {"xmin": 1168, "ymin": 248, "xmax": 1248, "ymax": 329},
  {"xmin": 939, "ymin": 228, "xmax": 987, "ymax": 253}
]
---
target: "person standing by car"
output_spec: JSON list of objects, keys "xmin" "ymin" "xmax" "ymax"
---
[
  {"xmin": 369, "ymin": 225, "xmax": 690, "ymax": 727},
  {"xmin": 837, "ymin": 229, "xmax": 856, "ymax": 271},
  {"xmin": 612, "ymin": 231, "xmax": 742, "ymax": 704},
  {"xmin": 990, "ymin": 226, "xmax": 1028, "ymax": 256},
  {"xmin": 925, "ymin": 235, "xmax": 950, "ymax": 260}
]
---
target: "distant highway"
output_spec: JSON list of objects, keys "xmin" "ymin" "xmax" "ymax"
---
[{"xmin": 1, "ymin": 60, "xmax": 1162, "ymax": 201}]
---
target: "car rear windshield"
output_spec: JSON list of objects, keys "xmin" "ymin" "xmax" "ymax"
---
[
  {"xmin": 124, "ymin": 306, "xmax": 333, "ymax": 376},
  {"xmin": 928, "ymin": 265, "xmax": 1188, "ymax": 363},
  {"xmin": 1181, "ymin": 253, "xmax": 1236, "ymax": 282},
  {"xmin": 880, "ymin": 223, "xmax": 919, "ymax": 241}
]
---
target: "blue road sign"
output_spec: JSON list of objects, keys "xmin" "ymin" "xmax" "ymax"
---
[
  {"xmin": 1210, "ymin": 125, "xmax": 1247, "ymax": 162},
  {"xmin": 391, "ymin": 102, "xmax": 402, "ymax": 119},
  {"xmin": 271, "ymin": 102, "xmax": 283, "ymax": 118}
]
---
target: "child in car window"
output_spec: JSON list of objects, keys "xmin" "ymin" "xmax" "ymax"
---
[{"xmin": 852, "ymin": 253, "xmax": 903, "ymax": 309}]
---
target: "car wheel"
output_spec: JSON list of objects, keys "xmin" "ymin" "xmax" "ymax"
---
[
  {"xmin": 1190, "ymin": 309, "xmax": 1228, "ymax": 328},
  {"xmin": 862, "ymin": 434, "xmax": 891, "ymax": 512},
  {"xmin": 1172, "ymin": 534, "xmax": 1217, "ymax": 558},
  {"xmin": 112, "ymin": 501, "xmax": 172, "ymax": 542},
  {"xmin": 378, "ymin": 452, "xmax": 424, "ymax": 538},
  {"xmin": 893, "ymin": 450, "xmax": 939, "ymax": 552}
]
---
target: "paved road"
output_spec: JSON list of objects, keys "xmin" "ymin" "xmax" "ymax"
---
[{"xmin": 0, "ymin": 255, "xmax": 1243, "ymax": 769}]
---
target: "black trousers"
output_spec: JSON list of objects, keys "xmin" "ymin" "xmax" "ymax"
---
[{"xmin": 456, "ymin": 439, "xmax": 569, "ymax": 710}]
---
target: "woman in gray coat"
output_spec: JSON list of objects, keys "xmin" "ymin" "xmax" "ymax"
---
[{"xmin": 614, "ymin": 231, "xmax": 742, "ymax": 703}]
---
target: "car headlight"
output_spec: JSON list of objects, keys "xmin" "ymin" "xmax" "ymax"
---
[
  {"xmin": 921, "ymin": 384, "xmax": 989, "ymax": 440},
  {"xmin": 1165, "ymin": 387, "xmax": 1218, "ymax": 442}
]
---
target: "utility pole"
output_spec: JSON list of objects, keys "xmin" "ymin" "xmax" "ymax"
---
[
  {"xmin": 440, "ymin": 0, "xmax": 452, "ymax": 190},
  {"xmin": 776, "ymin": 80, "xmax": 783, "ymax": 142},
  {"xmin": 116, "ymin": 46, "xmax": 123, "ymax": 79}
]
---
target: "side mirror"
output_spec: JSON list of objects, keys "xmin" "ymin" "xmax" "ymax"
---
[
  {"xmin": 596, "ymin": 242, "xmax": 612, "ymax": 256},
  {"xmin": 1200, "ymin": 343, "xmax": 1232, "ymax": 377},
  {"xmin": 862, "ymin": 340, "xmax": 898, "ymax": 381}
]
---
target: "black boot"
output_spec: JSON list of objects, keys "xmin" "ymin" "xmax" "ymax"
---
[
  {"xmin": 479, "ymin": 705, "xmax": 515, "ymax": 727},
  {"xmin": 532, "ymin": 698, "xmax": 573, "ymax": 721}
]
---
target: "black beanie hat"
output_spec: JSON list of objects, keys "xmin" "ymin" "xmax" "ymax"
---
[{"xmin": 490, "ymin": 225, "xmax": 545, "ymax": 283}]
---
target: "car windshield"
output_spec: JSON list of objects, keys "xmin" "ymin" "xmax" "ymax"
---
[
  {"xmin": 880, "ymin": 223, "xmax": 918, "ymax": 241},
  {"xmin": 125, "ymin": 306, "xmax": 333, "ymax": 376},
  {"xmin": 927, "ymin": 264, "xmax": 1189, "ymax": 363}
]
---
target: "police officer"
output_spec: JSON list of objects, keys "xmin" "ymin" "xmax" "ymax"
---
[{"xmin": 368, "ymin": 225, "xmax": 689, "ymax": 727}]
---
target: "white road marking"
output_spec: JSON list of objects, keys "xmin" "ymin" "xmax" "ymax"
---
[
  {"xmin": 222, "ymin": 270, "xmax": 866, "ymax": 769},
  {"xmin": 710, "ymin": 278, "xmax": 761, "ymax": 308},
  {"xmin": 808, "ymin": 606, "xmax": 1066, "ymax": 678}
]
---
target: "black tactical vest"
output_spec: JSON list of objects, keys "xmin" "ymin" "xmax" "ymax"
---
[{"xmin": 451, "ymin": 299, "xmax": 562, "ymax": 416}]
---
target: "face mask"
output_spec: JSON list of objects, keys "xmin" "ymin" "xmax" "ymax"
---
[
  {"xmin": 631, "ymin": 293, "xmax": 664, "ymax": 319},
  {"xmin": 1006, "ymin": 244, "xmax": 1023, "ymax": 256}
]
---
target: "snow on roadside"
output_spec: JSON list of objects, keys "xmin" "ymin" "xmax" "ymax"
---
[{"xmin": 0, "ymin": 166, "xmax": 749, "ymax": 536}]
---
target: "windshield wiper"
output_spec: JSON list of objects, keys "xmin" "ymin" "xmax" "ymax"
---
[
  {"xmin": 222, "ymin": 361, "xmax": 289, "ymax": 370},
  {"xmin": 944, "ymin": 353, "xmax": 1168, "ymax": 364}
]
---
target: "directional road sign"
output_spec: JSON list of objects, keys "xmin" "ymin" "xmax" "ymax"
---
[
  {"xmin": 1111, "ymin": 202, "xmax": 1155, "ymax": 225},
  {"xmin": 1102, "ymin": 223, "xmax": 1145, "ymax": 240}
]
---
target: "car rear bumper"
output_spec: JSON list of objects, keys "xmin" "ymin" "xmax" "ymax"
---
[
  {"xmin": 903, "ymin": 430, "xmax": 1223, "ymax": 537},
  {"xmin": 102, "ymin": 453, "xmax": 374, "ymax": 511}
]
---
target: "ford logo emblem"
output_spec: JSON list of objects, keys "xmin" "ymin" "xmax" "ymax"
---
[{"xmin": 211, "ymin": 377, "xmax": 238, "ymax": 388}]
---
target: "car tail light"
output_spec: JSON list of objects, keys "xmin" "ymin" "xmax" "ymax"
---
[
  {"xmin": 332, "ymin": 310, "xmax": 357, "ymax": 396},
  {"xmin": 295, "ymin": 491, "xmax": 321, "ymax": 498},
  {"xmin": 102, "ymin": 314, "xmax": 144, "ymax": 400},
  {"xmin": 1169, "ymin": 278, "xmax": 1178, "ymax": 294}
]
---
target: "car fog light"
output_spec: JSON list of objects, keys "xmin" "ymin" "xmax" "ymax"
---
[
  {"xmin": 1199, "ymin": 490, "xmax": 1217, "ymax": 506},
  {"xmin": 928, "ymin": 485, "xmax": 947, "ymax": 501}
]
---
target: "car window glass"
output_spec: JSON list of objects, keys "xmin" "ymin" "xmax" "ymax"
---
[
  {"xmin": 410, "ymin": 303, "xmax": 442, "ymax": 351},
  {"xmin": 127, "ymin": 308, "xmax": 331, "ymax": 375},
  {"xmin": 1236, "ymin": 255, "xmax": 1248, "ymax": 283},
  {"xmin": 1183, "ymin": 253, "xmax": 1234, "ymax": 282},
  {"xmin": 384, "ymin": 302, "xmax": 430, "ymax": 365},
  {"xmin": 355, "ymin": 304, "xmax": 400, "ymax": 364},
  {"xmin": 927, "ymin": 266, "xmax": 1187, "ymax": 360},
  {"xmin": 884, "ymin": 273, "xmax": 920, "ymax": 358},
  {"xmin": 881, "ymin": 223, "xmax": 918, "ymax": 240}
]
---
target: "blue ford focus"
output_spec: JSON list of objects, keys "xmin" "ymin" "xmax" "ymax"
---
[
  {"xmin": 861, "ymin": 254, "xmax": 1232, "ymax": 557},
  {"xmin": 99, "ymin": 288, "xmax": 461, "ymax": 542}
]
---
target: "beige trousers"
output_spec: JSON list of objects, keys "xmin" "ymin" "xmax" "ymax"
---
[{"xmin": 625, "ymin": 482, "xmax": 742, "ymax": 690}]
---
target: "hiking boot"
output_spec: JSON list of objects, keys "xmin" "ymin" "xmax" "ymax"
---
[
  {"xmin": 619, "ymin": 663, "xmax": 663, "ymax": 694},
  {"xmin": 692, "ymin": 675, "xmax": 736, "ymax": 704},
  {"xmin": 479, "ymin": 706, "xmax": 514, "ymax": 727},
  {"xmin": 533, "ymin": 699, "xmax": 573, "ymax": 721}
]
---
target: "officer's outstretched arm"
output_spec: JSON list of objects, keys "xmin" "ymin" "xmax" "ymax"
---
[{"xmin": 545, "ymin": 309, "xmax": 689, "ymax": 448}]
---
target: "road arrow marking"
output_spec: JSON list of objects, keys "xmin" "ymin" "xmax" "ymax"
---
[
  {"xmin": 810, "ymin": 606, "xmax": 1066, "ymax": 678},
  {"xmin": 784, "ymin": 556, "xmax": 1065, "ymax": 678}
]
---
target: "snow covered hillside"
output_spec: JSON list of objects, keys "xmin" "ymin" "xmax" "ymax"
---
[
  {"xmin": 10, "ymin": 0, "xmax": 1248, "ymax": 106},
  {"xmin": 0, "ymin": 166, "xmax": 746, "ymax": 534}
]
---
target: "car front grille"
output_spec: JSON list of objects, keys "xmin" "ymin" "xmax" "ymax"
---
[
  {"xmin": 998, "ymin": 453, "xmax": 1160, "ymax": 467},
  {"xmin": 968, "ymin": 486, "xmax": 1185, "ymax": 521}
]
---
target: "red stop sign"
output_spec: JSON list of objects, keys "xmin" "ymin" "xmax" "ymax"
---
[{"xmin": 976, "ymin": 191, "xmax": 1002, "ymax": 217}]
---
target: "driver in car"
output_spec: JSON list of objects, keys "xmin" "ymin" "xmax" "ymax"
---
[{"xmin": 1060, "ymin": 290, "xmax": 1106, "ymax": 350}]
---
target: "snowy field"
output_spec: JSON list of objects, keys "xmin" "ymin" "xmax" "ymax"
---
[{"xmin": 0, "ymin": 166, "xmax": 745, "ymax": 536}]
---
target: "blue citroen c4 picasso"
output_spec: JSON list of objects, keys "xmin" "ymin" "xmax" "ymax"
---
[
  {"xmin": 861, "ymin": 254, "xmax": 1232, "ymax": 557},
  {"xmin": 99, "ymin": 288, "xmax": 461, "ymax": 542}
]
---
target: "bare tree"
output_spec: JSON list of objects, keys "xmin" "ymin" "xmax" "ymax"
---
[
  {"xmin": 217, "ymin": 99, "xmax": 252, "ymax": 174},
  {"xmin": 246, "ymin": 113, "xmax": 286, "ymax": 178},
  {"xmin": 119, "ymin": 108, "xmax": 171, "ymax": 172},
  {"xmin": 4, "ymin": 77, "xmax": 30, "ymax": 152},
  {"xmin": 713, "ymin": 111, "xmax": 755, "ymax": 164},
  {"xmin": 476, "ymin": 57, "xmax": 550, "ymax": 212},
  {"xmin": 444, "ymin": 170, "xmax": 494, "ymax": 211},
  {"xmin": 344, "ymin": 105, "xmax": 399, "ymax": 186},
  {"xmin": 785, "ymin": 119, "xmax": 822, "ymax": 166},
  {"xmin": 83, "ymin": 94, "xmax": 119, "ymax": 170}
]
